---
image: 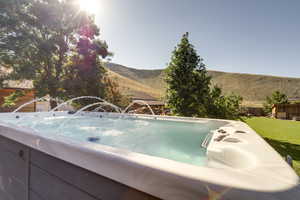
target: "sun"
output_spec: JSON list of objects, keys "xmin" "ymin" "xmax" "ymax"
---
[{"xmin": 77, "ymin": 0, "xmax": 99, "ymax": 14}]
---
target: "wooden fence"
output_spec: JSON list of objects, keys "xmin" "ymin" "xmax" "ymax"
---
[{"xmin": 272, "ymin": 103, "xmax": 300, "ymax": 120}]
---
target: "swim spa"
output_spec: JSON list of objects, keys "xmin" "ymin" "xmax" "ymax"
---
[{"xmin": 0, "ymin": 111, "xmax": 299, "ymax": 200}]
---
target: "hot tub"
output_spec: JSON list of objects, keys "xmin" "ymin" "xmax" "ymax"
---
[{"xmin": 0, "ymin": 112, "xmax": 299, "ymax": 200}]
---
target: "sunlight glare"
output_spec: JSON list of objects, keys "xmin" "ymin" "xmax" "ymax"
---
[{"xmin": 77, "ymin": 0, "xmax": 99, "ymax": 14}]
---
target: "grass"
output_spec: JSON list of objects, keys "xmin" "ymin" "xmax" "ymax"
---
[{"xmin": 242, "ymin": 117, "xmax": 300, "ymax": 176}]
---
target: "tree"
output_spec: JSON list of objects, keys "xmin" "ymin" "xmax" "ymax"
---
[
  {"xmin": 0, "ymin": 0, "xmax": 108, "ymax": 108},
  {"xmin": 165, "ymin": 33, "xmax": 243, "ymax": 119},
  {"xmin": 165, "ymin": 32, "xmax": 211, "ymax": 117},
  {"xmin": 206, "ymin": 86, "xmax": 243, "ymax": 119},
  {"xmin": 61, "ymin": 16, "xmax": 109, "ymax": 105},
  {"xmin": 103, "ymin": 77, "xmax": 130, "ymax": 108},
  {"xmin": 263, "ymin": 90, "xmax": 289, "ymax": 114},
  {"xmin": 0, "ymin": 67, "xmax": 7, "ymax": 88}
]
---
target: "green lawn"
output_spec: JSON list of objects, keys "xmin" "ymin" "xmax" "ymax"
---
[{"xmin": 242, "ymin": 117, "xmax": 300, "ymax": 176}]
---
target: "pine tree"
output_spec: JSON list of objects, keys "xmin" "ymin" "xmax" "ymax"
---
[{"xmin": 165, "ymin": 33, "xmax": 211, "ymax": 117}]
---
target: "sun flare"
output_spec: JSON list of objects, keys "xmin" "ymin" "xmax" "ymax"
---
[{"xmin": 77, "ymin": 0, "xmax": 99, "ymax": 14}]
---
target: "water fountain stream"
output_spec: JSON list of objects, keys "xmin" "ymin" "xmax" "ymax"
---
[
  {"xmin": 122, "ymin": 100, "xmax": 155, "ymax": 115},
  {"xmin": 74, "ymin": 102, "xmax": 121, "ymax": 115},
  {"xmin": 12, "ymin": 96, "xmax": 63, "ymax": 113},
  {"xmin": 12, "ymin": 95, "xmax": 156, "ymax": 116},
  {"xmin": 50, "ymin": 96, "xmax": 122, "ymax": 113}
]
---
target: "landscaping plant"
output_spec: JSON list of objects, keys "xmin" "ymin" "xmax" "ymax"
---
[{"xmin": 263, "ymin": 90, "xmax": 289, "ymax": 114}]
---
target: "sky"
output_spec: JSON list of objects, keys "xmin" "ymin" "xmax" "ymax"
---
[{"xmin": 93, "ymin": 0, "xmax": 300, "ymax": 77}]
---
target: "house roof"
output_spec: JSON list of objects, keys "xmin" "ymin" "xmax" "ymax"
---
[
  {"xmin": 1, "ymin": 66, "xmax": 33, "ymax": 89},
  {"xmin": 288, "ymin": 97, "xmax": 300, "ymax": 102},
  {"xmin": 3, "ymin": 80, "xmax": 33, "ymax": 89}
]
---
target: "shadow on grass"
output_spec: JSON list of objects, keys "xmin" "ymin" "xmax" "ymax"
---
[{"xmin": 263, "ymin": 138, "xmax": 300, "ymax": 162}]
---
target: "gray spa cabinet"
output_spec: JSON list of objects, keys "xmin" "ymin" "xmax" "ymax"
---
[{"xmin": 0, "ymin": 135, "xmax": 159, "ymax": 200}]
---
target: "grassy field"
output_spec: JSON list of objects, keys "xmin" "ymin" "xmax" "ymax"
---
[{"xmin": 242, "ymin": 117, "xmax": 300, "ymax": 176}]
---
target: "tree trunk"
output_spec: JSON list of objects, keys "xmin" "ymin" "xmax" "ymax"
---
[{"xmin": 50, "ymin": 100, "xmax": 58, "ymax": 110}]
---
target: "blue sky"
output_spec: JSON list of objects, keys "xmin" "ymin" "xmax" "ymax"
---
[{"xmin": 95, "ymin": 0, "xmax": 300, "ymax": 77}]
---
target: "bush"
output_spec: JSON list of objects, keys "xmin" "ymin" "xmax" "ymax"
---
[
  {"xmin": 263, "ymin": 91, "xmax": 289, "ymax": 114},
  {"xmin": 206, "ymin": 86, "xmax": 243, "ymax": 119}
]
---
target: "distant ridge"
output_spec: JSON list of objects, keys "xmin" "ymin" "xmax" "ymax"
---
[
  {"xmin": 2, "ymin": 63, "xmax": 300, "ymax": 106},
  {"xmin": 106, "ymin": 63, "xmax": 300, "ymax": 106}
]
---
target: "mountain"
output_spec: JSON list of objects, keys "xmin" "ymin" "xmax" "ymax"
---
[
  {"xmin": 105, "ymin": 63, "xmax": 165, "ymax": 92},
  {"xmin": 3, "ymin": 63, "xmax": 300, "ymax": 107},
  {"xmin": 106, "ymin": 63, "xmax": 300, "ymax": 106},
  {"xmin": 106, "ymin": 70, "xmax": 163, "ymax": 99}
]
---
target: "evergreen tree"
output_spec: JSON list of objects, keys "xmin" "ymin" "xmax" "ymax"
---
[
  {"xmin": 165, "ymin": 33, "xmax": 211, "ymax": 117},
  {"xmin": 165, "ymin": 33, "xmax": 243, "ymax": 119}
]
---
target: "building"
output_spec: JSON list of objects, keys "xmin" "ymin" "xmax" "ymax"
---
[
  {"xmin": 288, "ymin": 97, "xmax": 300, "ymax": 102},
  {"xmin": 241, "ymin": 106, "xmax": 265, "ymax": 117},
  {"xmin": 272, "ymin": 103, "xmax": 300, "ymax": 120}
]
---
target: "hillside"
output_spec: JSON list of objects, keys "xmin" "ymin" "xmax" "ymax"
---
[
  {"xmin": 106, "ymin": 70, "xmax": 163, "ymax": 99},
  {"xmin": 106, "ymin": 63, "xmax": 300, "ymax": 106},
  {"xmin": 105, "ymin": 63, "xmax": 165, "ymax": 92},
  {"xmin": 3, "ymin": 63, "xmax": 300, "ymax": 106}
]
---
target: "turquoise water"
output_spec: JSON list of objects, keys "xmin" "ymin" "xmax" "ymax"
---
[{"xmin": 2, "ymin": 115, "xmax": 226, "ymax": 166}]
